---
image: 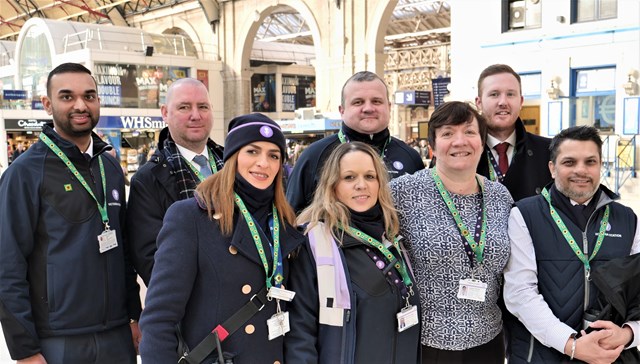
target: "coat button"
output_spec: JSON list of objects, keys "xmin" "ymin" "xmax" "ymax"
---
[
  {"xmin": 245, "ymin": 324, "xmax": 255, "ymax": 334},
  {"xmin": 229, "ymin": 246, "xmax": 238, "ymax": 255},
  {"xmin": 242, "ymin": 284, "xmax": 252, "ymax": 294}
]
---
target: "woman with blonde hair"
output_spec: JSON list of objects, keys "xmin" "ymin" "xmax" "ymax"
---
[
  {"xmin": 285, "ymin": 141, "xmax": 420, "ymax": 363},
  {"xmin": 140, "ymin": 113, "xmax": 306, "ymax": 364}
]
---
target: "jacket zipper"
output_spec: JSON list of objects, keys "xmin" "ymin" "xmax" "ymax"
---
[
  {"xmin": 103, "ymin": 251, "xmax": 110, "ymax": 326},
  {"xmin": 582, "ymin": 230, "xmax": 589, "ymax": 311},
  {"xmin": 527, "ymin": 334, "xmax": 534, "ymax": 362}
]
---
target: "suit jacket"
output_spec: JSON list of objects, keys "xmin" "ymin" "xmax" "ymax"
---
[{"xmin": 477, "ymin": 118, "xmax": 552, "ymax": 202}]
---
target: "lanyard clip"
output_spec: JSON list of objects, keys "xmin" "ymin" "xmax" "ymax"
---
[{"xmin": 104, "ymin": 222, "xmax": 111, "ymax": 231}]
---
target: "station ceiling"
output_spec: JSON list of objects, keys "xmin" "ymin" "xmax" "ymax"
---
[{"xmin": 0, "ymin": 0, "xmax": 450, "ymax": 48}]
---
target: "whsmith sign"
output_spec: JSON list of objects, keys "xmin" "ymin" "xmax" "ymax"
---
[
  {"xmin": 5, "ymin": 119, "xmax": 50, "ymax": 130},
  {"xmin": 97, "ymin": 116, "xmax": 166, "ymax": 129}
]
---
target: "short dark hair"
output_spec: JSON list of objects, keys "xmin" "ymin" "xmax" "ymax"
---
[
  {"xmin": 428, "ymin": 101, "xmax": 487, "ymax": 149},
  {"xmin": 341, "ymin": 71, "xmax": 389, "ymax": 107},
  {"xmin": 549, "ymin": 126, "xmax": 602, "ymax": 163},
  {"xmin": 477, "ymin": 64, "xmax": 522, "ymax": 97},
  {"xmin": 46, "ymin": 63, "xmax": 95, "ymax": 97}
]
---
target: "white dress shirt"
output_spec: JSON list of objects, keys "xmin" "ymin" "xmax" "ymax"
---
[
  {"xmin": 176, "ymin": 144, "xmax": 208, "ymax": 172},
  {"xmin": 486, "ymin": 131, "xmax": 516, "ymax": 165}
]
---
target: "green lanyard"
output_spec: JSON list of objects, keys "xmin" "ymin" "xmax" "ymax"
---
[
  {"xmin": 234, "ymin": 194, "xmax": 282, "ymax": 289},
  {"xmin": 431, "ymin": 169, "xmax": 488, "ymax": 266},
  {"xmin": 541, "ymin": 188, "xmax": 609, "ymax": 275},
  {"xmin": 337, "ymin": 129, "xmax": 390, "ymax": 158},
  {"xmin": 340, "ymin": 225, "xmax": 413, "ymax": 288},
  {"xmin": 182, "ymin": 148, "xmax": 219, "ymax": 182},
  {"xmin": 487, "ymin": 147, "xmax": 516, "ymax": 182},
  {"xmin": 39, "ymin": 133, "xmax": 110, "ymax": 229}
]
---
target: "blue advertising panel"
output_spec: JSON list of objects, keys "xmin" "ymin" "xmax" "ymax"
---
[{"xmin": 3, "ymin": 90, "xmax": 27, "ymax": 100}]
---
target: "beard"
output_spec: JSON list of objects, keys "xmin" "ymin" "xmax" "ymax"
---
[
  {"xmin": 53, "ymin": 110, "xmax": 99, "ymax": 138},
  {"xmin": 556, "ymin": 181, "xmax": 598, "ymax": 203}
]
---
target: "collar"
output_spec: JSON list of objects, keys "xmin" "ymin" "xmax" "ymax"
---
[
  {"xmin": 175, "ymin": 144, "xmax": 208, "ymax": 162},
  {"xmin": 486, "ymin": 130, "xmax": 516, "ymax": 149},
  {"xmin": 47, "ymin": 123, "xmax": 108, "ymax": 157},
  {"xmin": 570, "ymin": 198, "xmax": 593, "ymax": 206},
  {"xmin": 52, "ymin": 127, "xmax": 94, "ymax": 156},
  {"xmin": 341, "ymin": 122, "xmax": 391, "ymax": 146},
  {"xmin": 85, "ymin": 136, "xmax": 94, "ymax": 157}
]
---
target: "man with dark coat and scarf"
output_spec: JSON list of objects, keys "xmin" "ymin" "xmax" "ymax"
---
[
  {"xmin": 127, "ymin": 78, "xmax": 224, "ymax": 285},
  {"xmin": 503, "ymin": 126, "xmax": 640, "ymax": 363},
  {"xmin": 475, "ymin": 64, "xmax": 552, "ymax": 202},
  {"xmin": 286, "ymin": 71, "xmax": 424, "ymax": 213}
]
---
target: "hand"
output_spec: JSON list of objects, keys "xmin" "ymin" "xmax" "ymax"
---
[
  {"xmin": 17, "ymin": 353, "xmax": 47, "ymax": 364},
  {"xmin": 589, "ymin": 320, "xmax": 634, "ymax": 350},
  {"xmin": 572, "ymin": 329, "xmax": 624, "ymax": 364},
  {"xmin": 130, "ymin": 321, "xmax": 142, "ymax": 354}
]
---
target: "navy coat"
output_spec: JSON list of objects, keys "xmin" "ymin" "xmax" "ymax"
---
[{"xmin": 139, "ymin": 197, "xmax": 306, "ymax": 364}]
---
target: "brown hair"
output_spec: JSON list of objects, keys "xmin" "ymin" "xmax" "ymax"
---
[
  {"xmin": 477, "ymin": 64, "xmax": 522, "ymax": 97},
  {"xmin": 428, "ymin": 101, "xmax": 488, "ymax": 149},
  {"xmin": 196, "ymin": 152, "xmax": 295, "ymax": 236}
]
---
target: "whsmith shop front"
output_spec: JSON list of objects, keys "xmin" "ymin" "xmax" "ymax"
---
[
  {"xmin": 96, "ymin": 115, "xmax": 166, "ymax": 174},
  {"xmin": 0, "ymin": 114, "xmax": 165, "ymax": 174}
]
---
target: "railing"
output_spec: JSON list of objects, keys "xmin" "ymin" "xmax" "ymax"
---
[
  {"xmin": 63, "ymin": 29, "xmax": 103, "ymax": 52},
  {"xmin": 600, "ymin": 134, "xmax": 637, "ymax": 194}
]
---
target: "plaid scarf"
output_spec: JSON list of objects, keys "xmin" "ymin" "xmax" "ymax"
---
[{"xmin": 161, "ymin": 136, "xmax": 225, "ymax": 200}]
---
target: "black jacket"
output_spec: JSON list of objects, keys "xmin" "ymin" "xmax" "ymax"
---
[
  {"xmin": 591, "ymin": 254, "xmax": 640, "ymax": 363},
  {"xmin": 0, "ymin": 124, "xmax": 141, "ymax": 360},
  {"xmin": 286, "ymin": 124, "xmax": 424, "ymax": 213},
  {"xmin": 477, "ymin": 118, "xmax": 552, "ymax": 201},
  {"xmin": 285, "ymin": 227, "xmax": 420, "ymax": 364},
  {"xmin": 126, "ymin": 137, "xmax": 223, "ymax": 285}
]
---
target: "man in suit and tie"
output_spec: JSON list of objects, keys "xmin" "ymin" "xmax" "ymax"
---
[
  {"xmin": 127, "ymin": 78, "xmax": 224, "ymax": 285},
  {"xmin": 475, "ymin": 64, "xmax": 552, "ymax": 201}
]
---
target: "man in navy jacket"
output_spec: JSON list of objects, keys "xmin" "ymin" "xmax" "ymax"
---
[
  {"xmin": 286, "ymin": 71, "xmax": 424, "ymax": 212},
  {"xmin": 0, "ymin": 63, "xmax": 141, "ymax": 363},
  {"xmin": 504, "ymin": 126, "xmax": 640, "ymax": 363}
]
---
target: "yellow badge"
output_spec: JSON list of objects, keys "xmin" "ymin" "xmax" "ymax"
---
[{"xmin": 64, "ymin": 184, "xmax": 73, "ymax": 192}]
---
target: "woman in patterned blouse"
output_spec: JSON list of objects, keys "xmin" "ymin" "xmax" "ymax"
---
[{"xmin": 390, "ymin": 101, "xmax": 513, "ymax": 364}]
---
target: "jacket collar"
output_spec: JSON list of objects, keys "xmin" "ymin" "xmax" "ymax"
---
[
  {"xmin": 194, "ymin": 197, "xmax": 305, "ymax": 267},
  {"xmin": 43, "ymin": 123, "xmax": 111, "ymax": 159}
]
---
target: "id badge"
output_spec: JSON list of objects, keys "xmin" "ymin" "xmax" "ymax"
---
[
  {"xmin": 267, "ymin": 287, "xmax": 296, "ymax": 302},
  {"xmin": 98, "ymin": 229, "xmax": 118, "ymax": 253},
  {"xmin": 457, "ymin": 278, "xmax": 487, "ymax": 302},
  {"xmin": 396, "ymin": 305, "xmax": 419, "ymax": 332},
  {"xmin": 267, "ymin": 311, "xmax": 290, "ymax": 340}
]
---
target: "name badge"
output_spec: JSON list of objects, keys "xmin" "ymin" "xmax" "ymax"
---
[
  {"xmin": 267, "ymin": 311, "xmax": 290, "ymax": 340},
  {"xmin": 98, "ymin": 229, "xmax": 118, "ymax": 253},
  {"xmin": 267, "ymin": 287, "xmax": 296, "ymax": 302},
  {"xmin": 397, "ymin": 305, "xmax": 419, "ymax": 332},
  {"xmin": 457, "ymin": 278, "xmax": 487, "ymax": 302}
]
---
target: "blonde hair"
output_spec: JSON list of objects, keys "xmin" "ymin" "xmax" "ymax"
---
[
  {"xmin": 297, "ymin": 142, "xmax": 399, "ymax": 242},
  {"xmin": 196, "ymin": 151, "xmax": 295, "ymax": 236}
]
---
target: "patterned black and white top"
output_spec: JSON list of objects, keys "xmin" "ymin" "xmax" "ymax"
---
[{"xmin": 390, "ymin": 168, "xmax": 513, "ymax": 350}]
